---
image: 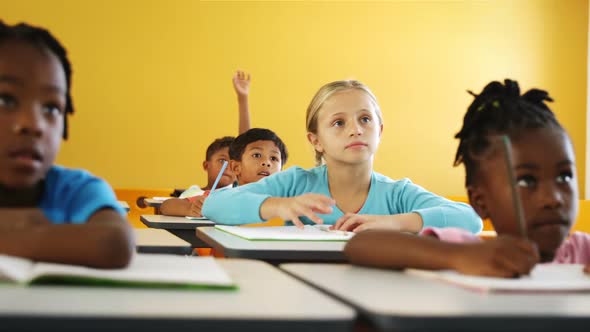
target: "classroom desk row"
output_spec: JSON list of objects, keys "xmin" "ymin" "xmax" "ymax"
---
[
  {"xmin": 3, "ymin": 258, "xmax": 590, "ymax": 331},
  {"xmin": 140, "ymin": 214, "xmax": 346, "ymax": 263},
  {"xmin": 132, "ymin": 214, "xmax": 590, "ymax": 331},
  {"xmin": 139, "ymin": 214, "xmax": 501, "ymax": 263},
  {"xmin": 0, "ymin": 259, "xmax": 353, "ymax": 332}
]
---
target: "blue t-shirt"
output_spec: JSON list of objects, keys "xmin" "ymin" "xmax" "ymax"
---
[
  {"xmin": 202, "ymin": 165, "xmax": 482, "ymax": 233},
  {"xmin": 39, "ymin": 165, "xmax": 124, "ymax": 224}
]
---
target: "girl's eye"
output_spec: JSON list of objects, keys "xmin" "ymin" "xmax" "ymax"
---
[
  {"xmin": 516, "ymin": 175, "xmax": 537, "ymax": 188},
  {"xmin": 218, "ymin": 159, "xmax": 227, "ymax": 164},
  {"xmin": 41, "ymin": 104, "xmax": 63, "ymax": 116},
  {"xmin": 271, "ymin": 156, "xmax": 279, "ymax": 162},
  {"xmin": 360, "ymin": 116, "xmax": 371, "ymax": 123},
  {"xmin": 556, "ymin": 172, "xmax": 573, "ymax": 184},
  {"xmin": 332, "ymin": 120, "xmax": 344, "ymax": 127},
  {"xmin": 0, "ymin": 94, "xmax": 17, "ymax": 108},
  {"xmin": 252, "ymin": 153, "xmax": 261, "ymax": 158}
]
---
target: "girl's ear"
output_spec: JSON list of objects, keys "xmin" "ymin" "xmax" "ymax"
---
[
  {"xmin": 230, "ymin": 160, "xmax": 242, "ymax": 178},
  {"xmin": 467, "ymin": 185, "xmax": 489, "ymax": 219},
  {"xmin": 202, "ymin": 160, "xmax": 209, "ymax": 172},
  {"xmin": 307, "ymin": 132, "xmax": 323, "ymax": 154}
]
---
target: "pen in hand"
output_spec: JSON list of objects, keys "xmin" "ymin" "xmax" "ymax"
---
[
  {"xmin": 500, "ymin": 135, "xmax": 527, "ymax": 238},
  {"xmin": 208, "ymin": 161, "xmax": 228, "ymax": 194}
]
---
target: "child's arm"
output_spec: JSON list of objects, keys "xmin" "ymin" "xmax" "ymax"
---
[
  {"xmin": 232, "ymin": 70, "xmax": 251, "ymax": 134},
  {"xmin": 0, "ymin": 208, "xmax": 133, "ymax": 268},
  {"xmin": 334, "ymin": 213, "xmax": 423, "ymax": 233},
  {"xmin": 260, "ymin": 194, "xmax": 335, "ymax": 228},
  {"xmin": 160, "ymin": 197, "xmax": 204, "ymax": 217},
  {"xmin": 202, "ymin": 166, "xmax": 334, "ymax": 226},
  {"xmin": 335, "ymin": 178, "xmax": 482, "ymax": 233},
  {"xmin": 344, "ymin": 230, "xmax": 539, "ymax": 278}
]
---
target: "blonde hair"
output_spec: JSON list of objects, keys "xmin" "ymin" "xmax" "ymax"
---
[{"xmin": 305, "ymin": 80, "xmax": 383, "ymax": 166}]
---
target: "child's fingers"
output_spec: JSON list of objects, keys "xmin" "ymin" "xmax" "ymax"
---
[
  {"xmin": 339, "ymin": 217, "xmax": 364, "ymax": 232},
  {"xmin": 515, "ymin": 239, "xmax": 540, "ymax": 263},
  {"xmin": 584, "ymin": 264, "xmax": 590, "ymax": 274},
  {"xmin": 291, "ymin": 216, "xmax": 305, "ymax": 229},
  {"xmin": 497, "ymin": 251, "xmax": 534, "ymax": 277},
  {"xmin": 311, "ymin": 203, "xmax": 333, "ymax": 215},
  {"xmin": 333, "ymin": 213, "xmax": 353, "ymax": 230},
  {"xmin": 352, "ymin": 224, "xmax": 367, "ymax": 233},
  {"xmin": 300, "ymin": 206, "xmax": 323, "ymax": 225}
]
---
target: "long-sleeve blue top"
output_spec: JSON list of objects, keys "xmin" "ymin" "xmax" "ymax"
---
[{"xmin": 202, "ymin": 165, "xmax": 482, "ymax": 233}]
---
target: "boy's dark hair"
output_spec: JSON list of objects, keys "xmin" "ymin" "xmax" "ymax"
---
[
  {"xmin": 0, "ymin": 21, "xmax": 74, "ymax": 140},
  {"xmin": 205, "ymin": 136, "xmax": 234, "ymax": 161},
  {"xmin": 454, "ymin": 79, "xmax": 562, "ymax": 186},
  {"xmin": 229, "ymin": 128, "xmax": 288, "ymax": 165}
]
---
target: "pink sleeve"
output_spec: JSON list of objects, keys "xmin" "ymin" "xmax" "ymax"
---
[
  {"xmin": 553, "ymin": 232, "xmax": 590, "ymax": 264},
  {"xmin": 420, "ymin": 227, "xmax": 481, "ymax": 244}
]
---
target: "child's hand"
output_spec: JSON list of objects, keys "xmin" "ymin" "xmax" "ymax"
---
[
  {"xmin": 584, "ymin": 264, "xmax": 590, "ymax": 275},
  {"xmin": 187, "ymin": 196, "xmax": 206, "ymax": 217},
  {"xmin": 333, "ymin": 213, "xmax": 384, "ymax": 232},
  {"xmin": 333, "ymin": 213, "xmax": 422, "ymax": 233},
  {"xmin": 260, "ymin": 194, "xmax": 335, "ymax": 229},
  {"xmin": 232, "ymin": 70, "xmax": 251, "ymax": 98},
  {"xmin": 451, "ymin": 236, "xmax": 539, "ymax": 278}
]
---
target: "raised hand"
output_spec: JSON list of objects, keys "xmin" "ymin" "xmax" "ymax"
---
[{"xmin": 232, "ymin": 70, "xmax": 251, "ymax": 98}]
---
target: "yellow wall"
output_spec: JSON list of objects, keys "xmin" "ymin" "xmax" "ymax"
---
[{"xmin": 2, "ymin": 0, "xmax": 588, "ymax": 197}]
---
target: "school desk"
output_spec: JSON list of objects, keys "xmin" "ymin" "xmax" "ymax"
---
[
  {"xmin": 196, "ymin": 226, "xmax": 347, "ymax": 264},
  {"xmin": 134, "ymin": 228, "xmax": 192, "ymax": 255},
  {"xmin": 280, "ymin": 263, "xmax": 590, "ymax": 332},
  {"xmin": 0, "ymin": 259, "xmax": 354, "ymax": 332},
  {"xmin": 140, "ymin": 214, "xmax": 213, "ymax": 248},
  {"xmin": 144, "ymin": 197, "xmax": 170, "ymax": 215}
]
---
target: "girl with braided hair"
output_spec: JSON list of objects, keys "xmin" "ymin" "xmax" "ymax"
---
[{"xmin": 345, "ymin": 79, "xmax": 590, "ymax": 277}]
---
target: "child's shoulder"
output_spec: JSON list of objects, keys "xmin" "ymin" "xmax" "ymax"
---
[
  {"xmin": 554, "ymin": 232, "xmax": 590, "ymax": 264},
  {"xmin": 279, "ymin": 165, "xmax": 327, "ymax": 178},
  {"xmin": 372, "ymin": 171, "xmax": 413, "ymax": 187},
  {"xmin": 45, "ymin": 165, "xmax": 112, "ymax": 196},
  {"xmin": 563, "ymin": 231, "xmax": 590, "ymax": 249},
  {"xmin": 46, "ymin": 165, "xmax": 98, "ymax": 185}
]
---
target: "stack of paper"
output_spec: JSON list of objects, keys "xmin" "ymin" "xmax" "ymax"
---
[
  {"xmin": 407, "ymin": 264, "xmax": 590, "ymax": 292},
  {"xmin": 215, "ymin": 225, "xmax": 354, "ymax": 241}
]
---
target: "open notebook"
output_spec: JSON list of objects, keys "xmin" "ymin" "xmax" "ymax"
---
[
  {"xmin": 215, "ymin": 225, "xmax": 354, "ymax": 241},
  {"xmin": 0, "ymin": 253, "xmax": 236, "ymax": 289},
  {"xmin": 407, "ymin": 264, "xmax": 590, "ymax": 292}
]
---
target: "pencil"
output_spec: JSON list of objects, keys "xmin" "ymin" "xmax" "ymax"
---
[
  {"xmin": 500, "ymin": 135, "xmax": 527, "ymax": 238},
  {"xmin": 209, "ymin": 160, "xmax": 228, "ymax": 194}
]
